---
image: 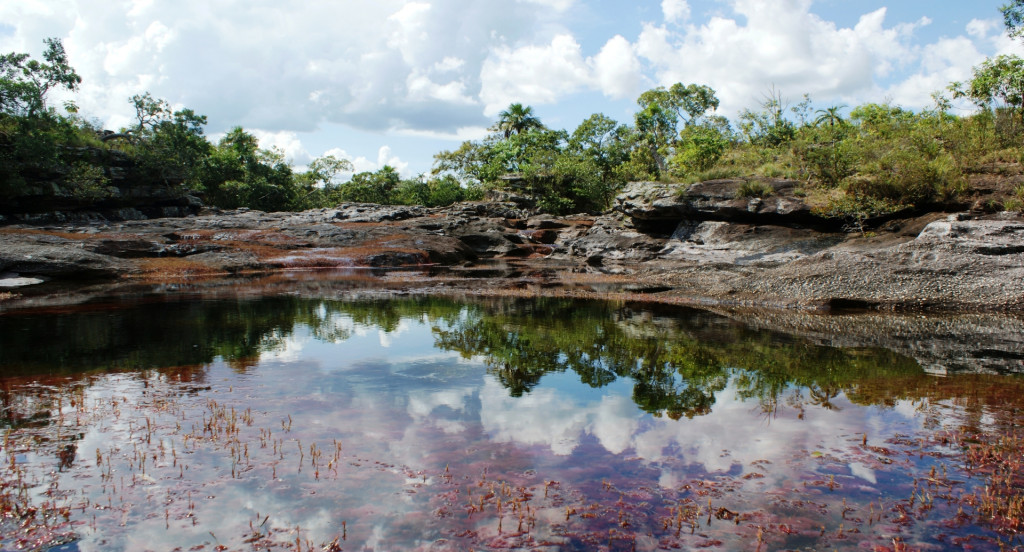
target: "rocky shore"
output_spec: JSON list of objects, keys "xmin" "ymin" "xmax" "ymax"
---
[{"xmin": 2, "ymin": 179, "xmax": 1023, "ymax": 313}]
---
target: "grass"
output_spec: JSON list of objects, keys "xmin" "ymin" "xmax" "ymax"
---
[{"xmin": 735, "ymin": 180, "xmax": 775, "ymax": 199}]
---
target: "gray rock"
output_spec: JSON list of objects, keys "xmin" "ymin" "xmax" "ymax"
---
[
  {"xmin": 0, "ymin": 242, "xmax": 133, "ymax": 278},
  {"xmin": 616, "ymin": 179, "xmax": 819, "ymax": 225}
]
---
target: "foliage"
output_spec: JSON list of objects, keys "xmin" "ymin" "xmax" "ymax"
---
[
  {"xmin": 1003, "ymin": 0, "xmax": 1024, "ymax": 39},
  {"xmin": 792, "ymin": 106, "xmax": 853, "ymax": 187},
  {"xmin": 735, "ymin": 180, "xmax": 774, "ymax": 199},
  {"xmin": 494, "ymin": 103, "xmax": 545, "ymax": 138},
  {"xmin": 125, "ymin": 92, "xmax": 211, "ymax": 189},
  {"xmin": 669, "ymin": 124, "xmax": 729, "ymax": 176},
  {"xmin": 2, "ymin": 14, "xmax": 1023, "ymax": 221},
  {"xmin": 66, "ymin": 161, "xmax": 116, "ymax": 201},
  {"xmin": 0, "ymin": 37, "xmax": 81, "ymax": 118},
  {"xmin": 634, "ymin": 83, "xmax": 721, "ymax": 175},
  {"xmin": 812, "ymin": 191, "xmax": 900, "ymax": 235},
  {"xmin": 199, "ymin": 127, "xmax": 297, "ymax": 211},
  {"xmin": 950, "ymin": 55, "xmax": 1024, "ymax": 145},
  {"xmin": 738, "ymin": 87, "xmax": 796, "ymax": 148}
]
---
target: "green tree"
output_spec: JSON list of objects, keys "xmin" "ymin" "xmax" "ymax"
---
[
  {"xmin": 494, "ymin": 103, "xmax": 545, "ymax": 138},
  {"xmin": 0, "ymin": 38, "xmax": 81, "ymax": 118},
  {"xmin": 201, "ymin": 127, "xmax": 297, "ymax": 211},
  {"xmin": 432, "ymin": 139, "xmax": 498, "ymax": 185},
  {"xmin": 950, "ymin": 54, "xmax": 1024, "ymax": 143},
  {"xmin": 1003, "ymin": 0, "xmax": 1024, "ymax": 39},
  {"xmin": 669, "ymin": 124, "xmax": 729, "ymax": 176},
  {"xmin": 335, "ymin": 165, "xmax": 402, "ymax": 204},
  {"xmin": 307, "ymin": 154, "xmax": 353, "ymax": 187},
  {"xmin": 800, "ymin": 106, "xmax": 852, "ymax": 186},
  {"xmin": 950, "ymin": 55, "xmax": 1024, "ymax": 113},
  {"xmin": 0, "ymin": 38, "xmax": 92, "ymax": 199},
  {"xmin": 739, "ymin": 87, "xmax": 796, "ymax": 147},
  {"xmin": 127, "ymin": 92, "xmax": 211, "ymax": 189},
  {"xmin": 634, "ymin": 83, "xmax": 720, "ymax": 175}
]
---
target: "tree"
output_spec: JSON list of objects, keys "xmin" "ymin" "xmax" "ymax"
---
[
  {"xmin": 1003, "ymin": 0, "xmax": 1024, "ymax": 39},
  {"xmin": 130, "ymin": 92, "xmax": 170, "ymax": 133},
  {"xmin": 799, "ymin": 106, "xmax": 852, "ymax": 187},
  {"xmin": 634, "ymin": 83, "xmax": 720, "ymax": 175},
  {"xmin": 494, "ymin": 103, "xmax": 544, "ymax": 138},
  {"xmin": 669, "ymin": 124, "xmax": 728, "ymax": 175},
  {"xmin": 307, "ymin": 154, "xmax": 353, "ymax": 187},
  {"xmin": 739, "ymin": 87, "xmax": 796, "ymax": 147},
  {"xmin": 568, "ymin": 113, "xmax": 633, "ymax": 188},
  {"xmin": 950, "ymin": 54, "xmax": 1024, "ymax": 142},
  {"xmin": 432, "ymin": 140, "xmax": 496, "ymax": 184},
  {"xmin": 0, "ymin": 38, "xmax": 81, "ymax": 117},
  {"xmin": 814, "ymin": 105, "xmax": 847, "ymax": 129},
  {"xmin": 201, "ymin": 127, "xmax": 296, "ymax": 211},
  {"xmin": 950, "ymin": 55, "xmax": 1024, "ymax": 113},
  {"xmin": 126, "ymin": 92, "xmax": 211, "ymax": 188},
  {"xmin": 336, "ymin": 165, "xmax": 402, "ymax": 204}
]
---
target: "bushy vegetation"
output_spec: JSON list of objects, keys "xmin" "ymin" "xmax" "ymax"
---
[
  {"xmin": 0, "ymin": 40, "xmax": 484, "ymax": 215},
  {"xmin": 2, "ymin": 9, "xmax": 1023, "ymax": 220}
]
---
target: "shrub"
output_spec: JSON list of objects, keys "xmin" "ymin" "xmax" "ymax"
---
[{"xmin": 735, "ymin": 180, "xmax": 775, "ymax": 199}]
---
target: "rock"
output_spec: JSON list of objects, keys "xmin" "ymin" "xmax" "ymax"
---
[
  {"xmin": 2, "ymin": 193, "xmax": 1023, "ymax": 312},
  {"xmin": 616, "ymin": 179, "xmax": 820, "ymax": 226},
  {"xmin": 659, "ymin": 221, "xmax": 843, "ymax": 266},
  {"xmin": 565, "ymin": 214, "xmax": 665, "ymax": 265},
  {"xmin": 914, "ymin": 216, "xmax": 1024, "ymax": 255},
  {"xmin": 333, "ymin": 203, "xmax": 428, "ymax": 223},
  {"xmin": 0, "ymin": 242, "xmax": 133, "ymax": 279},
  {"xmin": 0, "ymin": 274, "xmax": 45, "ymax": 288},
  {"xmin": 86, "ymin": 238, "xmax": 169, "ymax": 258}
]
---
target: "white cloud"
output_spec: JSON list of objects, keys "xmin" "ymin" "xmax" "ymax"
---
[
  {"xmin": 631, "ymin": 2, "xmax": 943, "ymax": 116},
  {"xmin": 434, "ymin": 56, "xmax": 465, "ymax": 73},
  {"xmin": 406, "ymin": 71, "xmax": 475, "ymax": 105},
  {"xmin": 592, "ymin": 35, "xmax": 646, "ymax": 99},
  {"xmin": 480, "ymin": 33, "xmax": 594, "ymax": 115},
  {"xmin": 1, "ymin": 0, "xmax": 1020, "ymax": 174},
  {"xmin": 517, "ymin": 0, "xmax": 574, "ymax": 13},
  {"xmin": 322, "ymin": 146, "xmax": 413, "ymax": 179},
  {"xmin": 662, "ymin": 0, "xmax": 690, "ymax": 24},
  {"xmin": 248, "ymin": 129, "xmax": 312, "ymax": 165}
]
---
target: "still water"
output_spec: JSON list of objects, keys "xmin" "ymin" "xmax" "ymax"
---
[{"xmin": 1, "ymin": 293, "xmax": 1022, "ymax": 551}]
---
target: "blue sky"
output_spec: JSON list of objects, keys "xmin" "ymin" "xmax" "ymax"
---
[{"xmin": 1, "ymin": 0, "xmax": 1021, "ymax": 178}]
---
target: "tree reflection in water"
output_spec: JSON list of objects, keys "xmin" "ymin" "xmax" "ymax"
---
[{"xmin": 2, "ymin": 294, "xmax": 1024, "ymax": 550}]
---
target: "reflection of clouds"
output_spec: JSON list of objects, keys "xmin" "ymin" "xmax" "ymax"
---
[
  {"xmin": 25, "ymin": 310, "xmax": 955, "ymax": 551},
  {"xmin": 479, "ymin": 379, "xmax": 641, "ymax": 456},
  {"xmin": 479, "ymin": 378, "xmax": 924, "ymax": 486},
  {"xmin": 378, "ymin": 319, "xmax": 413, "ymax": 348},
  {"xmin": 263, "ymin": 333, "xmax": 309, "ymax": 363},
  {"xmin": 408, "ymin": 387, "xmax": 474, "ymax": 418}
]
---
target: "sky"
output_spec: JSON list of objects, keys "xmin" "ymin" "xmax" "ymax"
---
[{"xmin": 1, "ymin": 0, "xmax": 1022, "ymax": 178}]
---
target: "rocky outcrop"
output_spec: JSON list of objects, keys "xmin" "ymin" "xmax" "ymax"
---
[
  {"xmin": 1, "ymin": 181, "xmax": 1023, "ymax": 312},
  {"xmin": 1, "ymin": 147, "xmax": 203, "ymax": 225},
  {"xmin": 616, "ymin": 179, "xmax": 821, "ymax": 227},
  {"xmin": 0, "ymin": 239, "xmax": 134, "ymax": 279}
]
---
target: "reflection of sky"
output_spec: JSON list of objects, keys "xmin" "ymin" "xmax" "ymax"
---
[
  {"xmin": 262, "ymin": 315, "xmax": 450, "ymax": 368},
  {"xmin": 7, "ymin": 306, "xmax": 952, "ymax": 551},
  {"xmin": 249, "ymin": 315, "xmax": 927, "ymax": 490}
]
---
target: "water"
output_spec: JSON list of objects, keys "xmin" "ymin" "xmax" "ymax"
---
[{"xmin": 1, "ymin": 293, "xmax": 1022, "ymax": 551}]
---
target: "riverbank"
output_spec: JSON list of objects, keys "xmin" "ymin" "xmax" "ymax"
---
[{"xmin": 1, "ymin": 178, "xmax": 1023, "ymax": 313}]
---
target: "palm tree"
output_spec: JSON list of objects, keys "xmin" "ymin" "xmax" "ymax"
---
[
  {"xmin": 496, "ymin": 103, "xmax": 544, "ymax": 138},
  {"xmin": 814, "ymin": 105, "xmax": 847, "ymax": 129}
]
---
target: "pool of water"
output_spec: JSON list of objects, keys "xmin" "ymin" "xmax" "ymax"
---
[{"xmin": 1, "ymin": 293, "xmax": 1022, "ymax": 551}]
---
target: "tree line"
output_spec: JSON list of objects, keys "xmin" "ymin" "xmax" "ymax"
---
[{"xmin": 2, "ymin": 2, "xmax": 1022, "ymax": 218}]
